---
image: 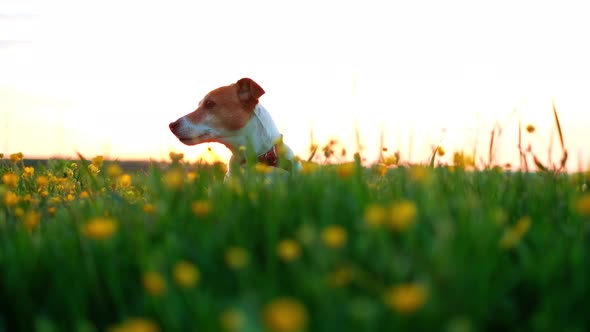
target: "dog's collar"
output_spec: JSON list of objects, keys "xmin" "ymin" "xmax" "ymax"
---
[{"xmin": 240, "ymin": 144, "xmax": 279, "ymax": 167}]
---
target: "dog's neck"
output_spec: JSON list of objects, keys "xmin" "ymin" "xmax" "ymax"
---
[{"xmin": 217, "ymin": 103, "xmax": 281, "ymax": 160}]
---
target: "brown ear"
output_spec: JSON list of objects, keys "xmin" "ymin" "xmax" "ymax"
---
[{"xmin": 237, "ymin": 78, "xmax": 265, "ymax": 106}]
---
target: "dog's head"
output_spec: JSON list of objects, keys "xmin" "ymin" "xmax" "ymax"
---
[{"xmin": 169, "ymin": 78, "xmax": 265, "ymax": 145}]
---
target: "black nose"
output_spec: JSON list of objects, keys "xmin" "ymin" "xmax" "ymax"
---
[{"xmin": 169, "ymin": 120, "xmax": 179, "ymax": 131}]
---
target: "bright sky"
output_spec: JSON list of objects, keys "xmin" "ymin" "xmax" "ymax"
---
[{"xmin": 1, "ymin": 0, "xmax": 589, "ymax": 170}]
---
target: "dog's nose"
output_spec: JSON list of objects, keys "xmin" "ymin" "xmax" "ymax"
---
[{"xmin": 169, "ymin": 120, "xmax": 179, "ymax": 132}]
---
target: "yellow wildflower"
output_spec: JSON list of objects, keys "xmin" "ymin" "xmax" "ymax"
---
[
  {"xmin": 2, "ymin": 173, "xmax": 18, "ymax": 189},
  {"xmin": 364, "ymin": 203, "xmax": 387, "ymax": 227},
  {"xmin": 83, "ymin": 217, "xmax": 117, "ymax": 240},
  {"xmin": 118, "ymin": 174, "xmax": 132, "ymax": 188},
  {"xmin": 88, "ymin": 164, "xmax": 100, "ymax": 175},
  {"xmin": 192, "ymin": 200, "xmax": 212, "ymax": 217},
  {"xmin": 453, "ymin": 151, "xmax": 475, "ymax": 168},
  {"xmin": 499, "ymin": 216, "xmax": 532, "ymax": 249},
  {"xmin": 276, "ymin": 239, "xmax": 301, "ymax": 262},
  {"xmin": 336, "ymin": 162, "xmax": 355, "ymax": 178},
  {"xmin": 384, "ymin": 283, "xmax": 427, "ymax": 314},
  {"xmin": 143, "ymin": 204, "xmax": 156, "ymax": 214},
  {"xmin": 47, "ymin": 206, "xmax": 56, "ymax": 215},
  {"xmin": 220, "ymin": 309, "xmax": 245, "ymax": 332},
  {"xmin": 169, "ymin": 151, "xmax": 184, "ymax": 163},
  {"xmin": 300, "ymin": 161, "xmax": 319, "ymax": 175},
  {"xmin": 10, "ymin": 152, "xmax": 23, "ymax": 163},
  {"xmin": 409, "ymin": 166, "xmax": 430, "ymax": 184},
  {"xmin": 108, "ymin": 317, "xmax": 160, "ymax": 332},
  {"xmin": 3, "ymin": 191, "xmax": 18, "ymax": 206},
  {"xmin": 225, "ymin": 246, "xmax": 250, "ymax": 270},
  {"xmin": 526, "ymin": 124, "xmax": 536, "ymax": 133},
  {"xmin": 389, "ymin": 200, "xmax": 418, "ymax": 232},
  {"xmin": 374, "ymin": 163, "xmax": 388, "ymax": 176},
  {"xmin": 262, "ymin": 298, "xmax": 308, "ymax": 332},
  {"xmin": 107, "ymin": 164, "xmax": 123, "ymax": 178},
  {"xmin": 14, "ymin": 207, "xmax": 24, "ymax": 217},
  {"xmin": 321, "ymin": 225, "xmax": 347, "ymax": 249},
  {"xmin": 163, "ymin": 169, "xmax": 184, "ymax": 190},
  {"xmin": 91, "ymin": 155, "xmax": 104, "ymax": 168},
  {"xmin": 65, "ymin": 168, "xmax": 74, "ymax": 178},
  {"xmin": 143, "ymin": 271, "xmax": 166, "ymax": 296},
  {"xmin": 173, "ymin": 260, "xmax": 200, "ymax": 289},
  {"xmin": 437, "ymin": 146, "xmax": 445, "ymax": 156},
  {"xmin": 22, "ymin": 211, "xmax": 41, "ymax": 231},
  {"xmin": 255, "ymin": 162, "xmax": 274, "ymax": 174},
  {"xmin": 66, "ymin": 193, "xmax": 75, "ymax": 202},
  {"xmin": 23, "ymin": 166, "xmax": 34, "ymax": 177},
  {"xmin": 187, "ymin": 171, "xmax": 197, "ymax": 182},
  {"xmin": 36, "ymin": 176, "xmax": 49, "ymax": 188},
  {"xmin": 576, "ymin": 194, "xmax": 590, "ymax": 217},
  {"xmin": 79, "ymin": 191, "xmax": 90, "ymax": 199}
]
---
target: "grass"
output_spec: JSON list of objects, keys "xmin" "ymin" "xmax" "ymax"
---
[{"xmin": 1, "ymin": 107, "xmax": 590, "ymax": 331}]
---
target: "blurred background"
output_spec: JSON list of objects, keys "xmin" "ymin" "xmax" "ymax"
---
[{"xmin": 1, "ymin": 0, "xmax": 589, "ymax": 170}]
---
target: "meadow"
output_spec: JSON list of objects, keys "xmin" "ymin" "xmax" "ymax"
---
[{"xmin": 1, "ymin": 129, "xmax": 590, "ymax": 332}]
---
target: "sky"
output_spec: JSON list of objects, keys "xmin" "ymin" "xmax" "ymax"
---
[{"xmin": 1, "ymin": 0, "xmax": 589, "ymax": 170}]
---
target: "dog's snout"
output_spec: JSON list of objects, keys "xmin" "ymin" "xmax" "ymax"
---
[{"xmin": 169, "ymin": 120, "xmax": 180, "ymax": 132}]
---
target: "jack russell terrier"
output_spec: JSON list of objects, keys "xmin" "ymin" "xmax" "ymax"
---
[{"xmin": 169, "ymin": 78, "xmax": 301, "ymax": 174}]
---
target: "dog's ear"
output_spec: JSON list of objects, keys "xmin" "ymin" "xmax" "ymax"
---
[{"xmin": 237, "ymin": 78, "xmax": 265, "ymax": 106}]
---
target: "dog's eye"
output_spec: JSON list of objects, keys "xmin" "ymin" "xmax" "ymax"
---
[{"xmin": 204, "ymin": 100, "xmax": 216, "ymax": 109}]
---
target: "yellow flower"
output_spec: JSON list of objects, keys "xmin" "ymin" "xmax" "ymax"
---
[
  {"xmin": 220, "ymin": 309, "xmax": 245, "ymax": 332},
  {"xmin": 192, "ymin": 200, "xmax": 212, "ymax": 217},
  {"xmin": 225, "ymin": 246, "xmax": 250, "ymax": 270},
  {"xmin": 276, "ymin": 239, "xmax": 301, "ymax": 262},
  {"xmin": 300, "ymin": 161, "xmax": 319, "ymax": 175},
  {"xmin": 79, "ymin": 191, "xmax": 90, "ymax": 199},
  {"xmin": 576, "ymin": 194, "xmax": 590, "ymax": 217},
  {"xmin": 10, "ymin": 152, "xmax": 23, "ymax": 163},
  {"xmin": 336, "ymin": 162, "xmax": 355, "ymax": 178},
  {"xmin": 83, "ymin": 217, "xmax": 117, "ymax": 240},
  {"xmin": 409, "ymin": 166, "xmax": 430, "ymax": 184},
  {"xmin": 88, "ymin": 164, "xmax": 100, "ymax": 175},
  {"xmin": 526, "ymin": 124, "xmax": 536, "ymax": 133},
  {"xmin": 364, "ymin": 203, "xmax": 387, "ymax": 227},
  {"xmin": 255, "ymin": 162, "xmax": 274, "ymax": 174},
  {"xmin": 22, "ymin": 211, "xmax": 41, "ymax": 231},
  {"xmin": 499, "ymin": 216, "xmax": 532, "ymax": 249},
  {"xmin": 23, "ymin": 166, "xmax": 34, "ymax": 177},
  {"xmin": 173, "ymin": 260, "xmax": 200, "ymax": 288},
  {"xmin": 143, "ymin": 204, "xmax": 156, "ymax": 214},
  {"xmin": 143, "ymin": 271, "xmax": 166, "ymax": 296},
  {"xmin": 36, "ymin": 176, "xmax": 49, "ymax": 188},
  {"xmin": 47, "ymin": 206, "xmax": 56, "ymax": 215},
  {"xmin": 262, "ymin": 298, "xmax": 308, "ymax": 332},
  {"xmin": 453, "ymin": 151, "xmax": 475, "ymax": 168},
  {"xmin": 374, "ymin": 163, "xmax": 388, "ymax": 176},
  {"xmin": 3, "ymin": 191, "xmax": 18, "ymax": 206},
  {"xmin": 321, "ymin": 225, "xmax": 347, "ymax": 249},
  {"xmin": 384, "ymin": 283, "xmax": 427, "ymax": 314},
  {"xmin": 163, "ymin": 169, "xmax": 184, "ymax": 190},
  {"xmin": 118, "ymin": 174, "xmax": 132, "ymax": 188},
  {"xmin": 389, "ymin": 200, "xmax": 418, "ymax": 232},
  {"xmin": 187, "ymin": 171, "xmax": 197, "ymax": 182},
  {"xmin": 91, "ymin": 155, "xmax": 104, "ymax": 168},
  {"xmin": 169, "ymin": 151, "xmax": 184, "ymax": 162},
  {"xmin": 2, "ymin": 173, "xmax": 18, "ymax": 189},
  {"xmin": 437, "ymin": 146, "xmax": 445, "ymax": 156},
  {"xmin": 108, "ymin": 317, "xmax": 160, "ymax": 332},
  {"xmin": 107, "ymin": 164, "xmax": 123, "ymax": 178}
]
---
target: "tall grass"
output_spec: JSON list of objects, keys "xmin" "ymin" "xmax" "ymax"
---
[{"xmin": 0, "ymin": 106, "xmax": 589, "ymax": 331}]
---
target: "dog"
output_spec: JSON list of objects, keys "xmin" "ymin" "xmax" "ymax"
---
[{"xmin": 169, "ymin": 78, "xmax": 300, "ymax": 174}]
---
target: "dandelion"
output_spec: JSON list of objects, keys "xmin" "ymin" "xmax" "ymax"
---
[
  {"xmin": 409, "ymin": 166, "xmax": 430, "ymax": 184},
  {"xmin": 143, "ymin": 203, "xmax": 156, "ymax": 214},
  {"xmin": 108, "ymin": 317, "xmax": 160, "ymax": 332},
  {"xmin": 118, "ymin": 174, "xmax": 132, "ymax": 188},
  {"xmin": 276, "ymin": 239, "xmax": 301, "ymax": 262},
  {"xmin": 2, "ymin": 173, "xmax": 18, "ymax": 189},
  {"xmin": 187, "ymin": 171, "xmax": 197, "ymax": 182},
  {"xmin": 225, "ymin": 246, "xmax": 250, "ymax": 270},
  {"xmin": 321, "ymin": 225, "xmax": 347, "ymax": 249},
  {"xmin": 173, "ymin": 260, "xmax": 200, "ymax": 288},
  {"xmin": 14, "ymin": 207, "xmax": 24, "ymax": 217},
  {"xmin": 526, "ymin": 124, "xmax": 536, "ymax": 133},
  {"xmin": 22, "ymin": 211, "xmax": 41, "ymax": 231},
  {"xmin": 143, "ymin": 271, "xmax": 167, "ymax": 296},
  {"xmin": 192, "ymin": 200, "xmax": 212, "ymax": 217},
  {"xmin": 499, "ymin": 216, "xmax": 532, "ymax": 249},
  {"xmin": 336, "ymin": 162, "xmax": 355, "ymax": 178},
  {"xmin": 163, "ymin": 169, "xmax": 184, "ymax": 190},
  {"xmin": 79, "ymin": 191, "xmax": 90, "ymax": 199},
  {"xmin": 10, "ymin": 152, "xmax": 23, "ymax": 163},
  {"xmin": 107, "ymin": 164, "xmax": 123, "ymax": 178},
  {"xmin": 220, "ymin": 309, "xmax": 245, "ymax": 332},
  {"xmin": 389, "ymin": 200, "xmax": 418, "ymax": 232},
  {"xmin": 255, "ymin": 162, "xmax": 274, "ymax": 174},
  {"xmin": 300, "ymin": 161, "xmax": 318, "ymax": 175},
  {"xmin": 384, "ymin": 283, "xmax": 427, "ymax": 314},
  {"xmin": 364, "ymin": 203, "xmax": 387, "ymax": 227},
  {"xmin": 83, "ymin": 217, "xmax": 117, "ymax": 240},
  {"xmin": 453, "ymin": 151, "xmax": 475, "ymax": 168},
  {"xmin": 88, "ymin": 164, "xmax": 100, "ymax": 175},
  {"xmin": 437, "ymin": 146, "xmax": 445, "ymax": 156},
  {"xmin": 23, "ymin": 166, "xmax": 34, "ymax": 177},
  {"xmin": 374, "ymin": 163, "xmax": 388, "ymax": 176},
  {"xmin": 47, "ymin": 206, "xmax": 56, "ymax": 215},
  {"xmin": 262, "ymin": 298, "xmax": 308, "ymax": 332},
  {"xmin": 3, "ymin": 191, "xmax": 18, "ymax": 206},
  {"xmin": 576, "ymin": 194, "xmax": 590, "ymax": 217}
]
